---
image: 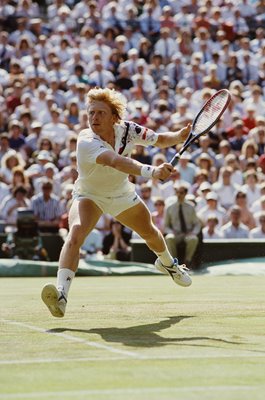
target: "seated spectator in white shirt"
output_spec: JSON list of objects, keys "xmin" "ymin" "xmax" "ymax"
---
[
  {"xmin": 221, "ymin": 205, "xmax": 249, "ymax": 239},
  {"xmin": 249, "ymin": 212, "xmax": 265, "ymax": 239},
  {"xmin": 202, "ymin": 215, "xmax": 223, "ymax": 239}
]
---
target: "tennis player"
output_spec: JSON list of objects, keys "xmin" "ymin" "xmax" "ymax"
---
[{"xmin": 41, "ymin": 87, "xmax": 192, "ymax": 318}]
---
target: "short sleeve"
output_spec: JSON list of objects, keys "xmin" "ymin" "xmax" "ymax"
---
[{"xmin": 128, "ymin": 122, "xmax": 158, "ymax": 146}]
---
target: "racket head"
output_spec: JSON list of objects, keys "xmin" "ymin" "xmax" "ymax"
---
[{"xmin": 192, "ymin": 89, "xmax": 231, "ymax": 136}]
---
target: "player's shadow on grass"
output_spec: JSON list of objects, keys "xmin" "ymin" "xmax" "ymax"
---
[{"xmin": 48, "ymin": 316, "xmax": 243, "ymax": 348}]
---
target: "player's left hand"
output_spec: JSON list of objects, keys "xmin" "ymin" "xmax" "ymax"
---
[{"xmin": 177, "ymin": 123, "xmax": 191, "ymax": 143}]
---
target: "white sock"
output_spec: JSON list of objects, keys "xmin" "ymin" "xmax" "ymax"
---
[
  {"xmin": 56, "ymin": 268, "xmax": 75, "ymax": 298},
  {"xmin": 155, "ymin": 249, "xmax": 174, "ymax": 267}
]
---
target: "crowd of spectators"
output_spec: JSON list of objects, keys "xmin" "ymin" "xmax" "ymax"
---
[{"xmin": 0, "ymin": 0, "xmax": 265, "ymax": 261}]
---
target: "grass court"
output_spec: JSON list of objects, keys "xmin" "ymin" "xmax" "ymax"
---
[{"xmin": 0, "ymin": 273, "xmax": 265, "ymax": 400}]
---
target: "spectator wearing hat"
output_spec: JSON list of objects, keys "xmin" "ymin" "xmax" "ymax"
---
[
  {"xmin": 196, "ymin": 152, "xmax": 218, "ymax": 183},
  {"xmin": 24, "ymin": 120, "xmax": 43, "ymax": 154},
  {"xmin": 25, "ymin": 149, "xmax": 54, "ymax": 185},
  {"xmin": 239, "ymin": 138, "xmax": 259, "ymax": 171},
  {"xmin": 221, "ymin": 205, "xmax": 249, "ymax": 239},
  {"xmin": 34, "ymin": 162, "xmax": 61, "ymax": 197},
  {"xmin": 164, "ymin": 182, "xmax": 201, "ymax": 267},
  {"xmin": 0, "ymin": 149, "xmax": 25, "ymax": 185},
  {"xmin": 202, "ymin": 215, "xmax": 223, "ymax": 239},
  {"xmin": 31, "ymin": 178, "xmax": 63, "ymax": 233},
  {"xmin": 194, "ymin": 180, "xmax": 212, "ymax": 211},
  {"xmin": 191, "ymin": 135, "xmax": 217, "ymax": 166},
  {"xmin": 198, "ymin": 191, "xmax": 226, "ymax": 229}
]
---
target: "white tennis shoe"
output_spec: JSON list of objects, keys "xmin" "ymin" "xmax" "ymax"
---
[
  {"xmin": 41, "ymin": 284, "xmax": 67, "ymax": 318},
  {"xmin": 155, "ymin": 258, "xmax": 192, "ymax": 287}
]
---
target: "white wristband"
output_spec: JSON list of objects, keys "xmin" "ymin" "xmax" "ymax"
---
[{"xmin": 141, "ymin": 165, "xmax": 155, "ymax": 178}]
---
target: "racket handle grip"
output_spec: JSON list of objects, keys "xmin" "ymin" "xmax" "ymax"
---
[{"xmin": 170, "ymin": 153, "xmax": 180, "ymax": 167}]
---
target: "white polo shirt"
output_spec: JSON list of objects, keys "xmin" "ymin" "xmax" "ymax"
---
[{"xmin": 74, "ymin": 121, "xmax": 158, "ymax": 197}]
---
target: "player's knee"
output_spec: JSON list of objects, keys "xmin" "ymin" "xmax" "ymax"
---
[{"xmin": 67, "ymin": 224, "xmax": 87, "ymax": 248}]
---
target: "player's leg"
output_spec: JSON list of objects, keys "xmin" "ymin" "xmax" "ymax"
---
[
  {"xmin": 116, "ymin": 201, "xmax": 192, "ymax": 287},
  {"xmin": 41, "ymin": 198, "xmax": 102, "ymax": 317}
]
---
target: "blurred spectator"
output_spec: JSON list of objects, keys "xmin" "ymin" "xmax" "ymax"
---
[
  {"xmin": 151, "ymin": 197, "xmax": 166, "ymax": 234},
  {"xmin": 249, "ymin": 211, "xmax": 265, "ymax": 239},
  {"xmin": 212, "ymin": 166, "xmax": 239, "ymax": 210},
  {"xmin": 102, "ymin": 220, "xmax": 132, "ymax": 261},
  {"xmin": 197, "ymin": 191, "xmax": 226, "ymax": 229},
  {"xmin": 31, "ymin": 178, "xmax": 63, "ymax": 233},
  {"xmin": 202, "ymin": 215, "xmax": 223, "ymax": 239},
  {"xmin": 0, "ymin": 185, "xmax": 31, "ymax": 226},
  {"xmin": 221, "ymin": 205, "xmax": 249, "ymax": 238},
  {"xmin": 0, "ymin": 149, "xmax": 25, "ymax": 185},
  {"xmin": 164, "ymin": 182, "xmax": 201, "ymax": 266},
  {"xmin": 233, "ymin": 189, "xmax": 256, "ymax": 230}
]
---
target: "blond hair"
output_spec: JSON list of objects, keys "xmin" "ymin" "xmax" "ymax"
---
[{"xmin": 86, "ymin": 87, "xmax": 127, "ymax": 121}]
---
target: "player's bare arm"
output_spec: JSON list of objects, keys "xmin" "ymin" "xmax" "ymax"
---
[
  {"xmin": 96, "ymin": 150, "xmax": 174, "ymax": 180},
  {"xmin": 155, "ymin": 123, "xmax": 191, "ymax": 148}
]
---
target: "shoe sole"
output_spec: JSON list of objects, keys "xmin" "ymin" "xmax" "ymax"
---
[
  {"xmin": 41, "ymin": 284, "xmax": 65, "ymax": 318},
  {"xmin": 157, "ymin": 264, "xmax": 192, "ymax": 287}
]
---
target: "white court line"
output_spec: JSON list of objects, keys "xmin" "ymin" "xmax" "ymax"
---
[
  {"xmin": 1, "ymin": 319, "xmax": 265, "ymax": 366},
  {"xmin": 1, "ymin": 319, "xmax": 142, "ymax": 359},
  {"xmin": 1, "ymin": 352, "xmax": 265, "ymax": 366},
  {"xmin": 1, "ymin": 385, "xmax": 265, "ymax": 399}
]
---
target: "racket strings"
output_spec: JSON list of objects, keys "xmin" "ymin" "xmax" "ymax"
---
[{"xmin": 193, "ymin": 93, "xmax": 229, "ymax": 135}]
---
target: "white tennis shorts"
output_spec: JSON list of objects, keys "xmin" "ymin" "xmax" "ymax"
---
[{"xmin": 73, "ymin": 191, "xmax": 141, "ymax": 217}]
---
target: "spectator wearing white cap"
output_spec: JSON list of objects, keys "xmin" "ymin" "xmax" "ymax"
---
[
  {"xmin": 25, "ymin": 149, "xmax": 54, "ymax": 184},
  {"xmin": 25, "ymin": 121, "xmax": 43, "ymax": 154},
  {"xmin": 198, "ymin": 191, "xmax": 226, "ymax": 229},
  {"xmin": 34, "ymin": 162, "xmax": 61, "ymax": 197}
]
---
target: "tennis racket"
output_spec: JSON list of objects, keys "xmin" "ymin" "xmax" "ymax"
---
[{"xmin": 170, "ymin": 89, "xmax": 231, "ymax": 167}]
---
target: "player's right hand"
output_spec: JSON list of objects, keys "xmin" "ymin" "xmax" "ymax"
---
[{"xmin": 152, "ymin": 163, "xmax": 174, "ymax": 180}]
